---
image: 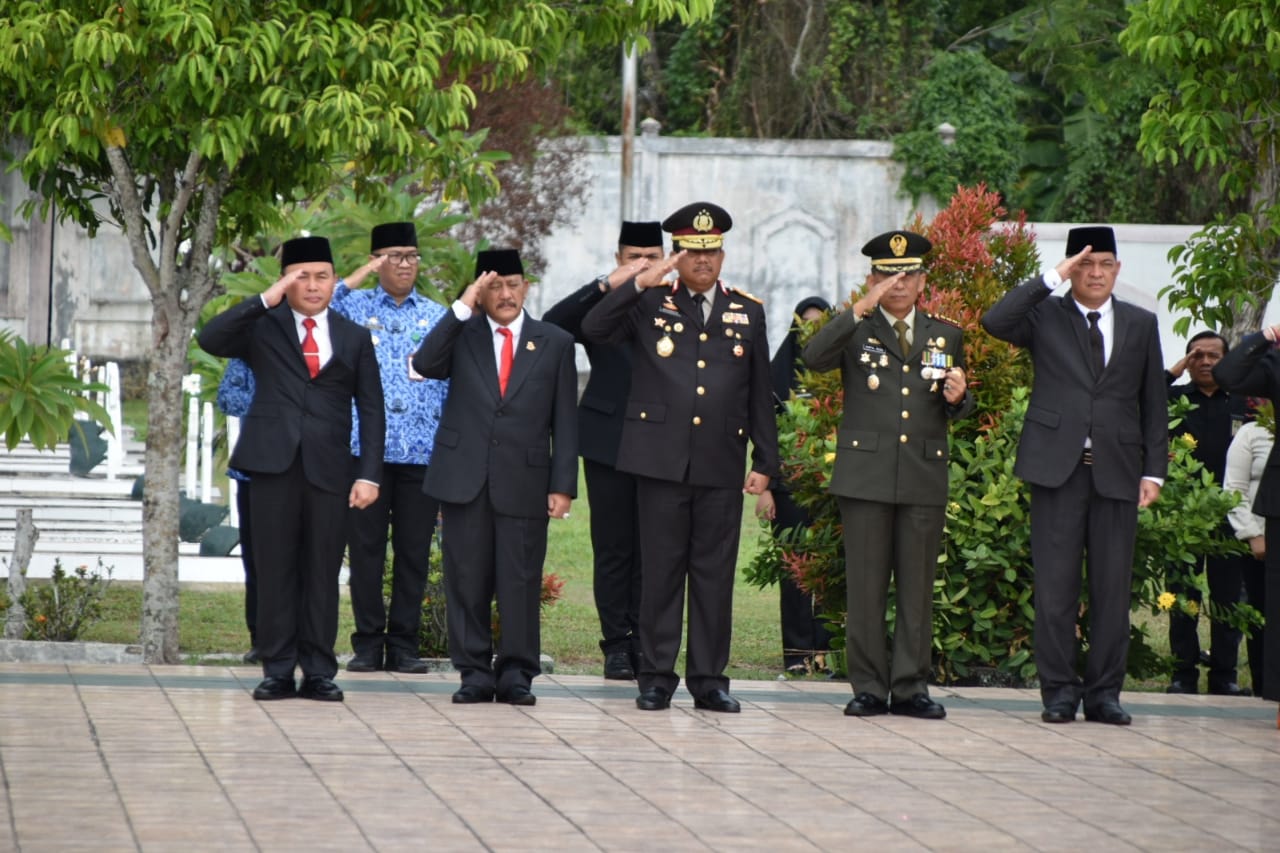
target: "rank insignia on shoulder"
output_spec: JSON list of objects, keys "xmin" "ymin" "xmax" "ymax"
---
[
  {"xmin": 933, "ymin": 314, "xmax": 962, "ymax": 328},
  {"xmin": 728, "ymin": 287, "xmax": 763, "ymax": 304}
]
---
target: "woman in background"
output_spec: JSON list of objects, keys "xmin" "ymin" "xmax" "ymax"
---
[{"xmin": 756, "ymin": 297, "xmax": 832, "ymax": 676}]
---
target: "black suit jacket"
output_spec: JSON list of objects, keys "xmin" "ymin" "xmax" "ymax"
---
[
  {"xmin": 580, "ymin": 280, "xmax": 778, "ymax": 488},
  {"xmin": 802, "ymin": 307, "xmax": 974, "ymax": 506},
  {"xmin": 981, "ymin": 276, "xmax": 1167, "ymax": 499},
  {"xmin": 412, "ymin": 310, "xmax": 578, "ymax": 517},
  {"xmin": 198, "ymin": 298, "xmax": 385, "ymax": 494},
  {"xmin": 542, "ymin": 281, "xmax": 633, "ymax": 467},
  {"xmin": 1213, "ymin": 331, "xmax": 1280, "ymax": 517}
]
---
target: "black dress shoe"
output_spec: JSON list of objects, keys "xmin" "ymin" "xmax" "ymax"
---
[
  {"xmin": 636, "ymin": 686, "xmax": 671, "ymax": 711},
  {"xmin": 694, "ymin": 689, "xmax": 741, "ymax": 713},
  {"xmin": 890, "ymin": 693, "xmax": 946, "ymax": 719},
  {"xmin": 843, "ymin": 692, "xmax": 889, "ymax": 717},
  {"xmin": 298, "ymin": 676, "xmax": 344, "ymax": 702},
  {"xmin": 1166, "ymin": 679, "xmax": 1198, "ymax": 694},
  {"xmin": 242, "ymin": 648, "xmax": 262, "ymax": 665},
  {"xmin": 603, "ymin": 651, "xmax": 636, "ymax": 680},
  {"xmin": 386, "ymin": 654, "xmax": 430, "ymax": 674},
  {"xmin": 251, "ymin": 676, "xmax": 296, "ymax": 701},
  {"xmin": 1208, "ymin": 682, "xmax": 1252, "ymax": 697},
  {"xmin": 498, "ymin": 686, "xmax": 537, "ymax": 706},
  {"xmin": 346, "ymin": 653, "xmax": 382, "ymax": 673},
  {"xmin": 452, "ymin": 684, "xmax": 495, "ymax": 704},
  {"xmin": 1041, "ymin": 702, "xmax": 1077, "ymax": 723},
  {"xmin": 1083, "ymin": 702, "xmax": 1131, "ymax": 725}
]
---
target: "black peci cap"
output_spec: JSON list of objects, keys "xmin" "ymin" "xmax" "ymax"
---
[
  {"xmin": 474, "ymin": 248, "xmax": 524, "ymax": 278},
  {"xmin": 1065, "ymin": 226, "xmax": 1117, "ymax": 256},
  {"xmin": 618, "ymin": 221, "xmax": 664, "ymax": 248},
  {"xmin": 370, "ymin": 222, "xmax": 418, "ymax": 252},
  {"xmin": 280, "ymin": 236, "xmax": 334, "ymax": 270}
]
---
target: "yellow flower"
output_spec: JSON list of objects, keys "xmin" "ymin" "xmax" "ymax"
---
[
  {"xmin": 1179, "ymin": 433, "xmax": 1198, "ymax": 450},
  {"xmin": 823, "ymin": 452, "xmax": 836, "ymax": 464},
  {"xmin": 1156, "ymin": 592, "xmax": 1176, "ymax": 611},
  {"xmin": 1185, "ymin": 600, "xmax": 1199, "ymax": 617}
]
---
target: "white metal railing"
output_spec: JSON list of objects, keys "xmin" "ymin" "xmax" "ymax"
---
[{"xmin": 61, "ymin": 338, "xmax": 125, "ymax": 479}]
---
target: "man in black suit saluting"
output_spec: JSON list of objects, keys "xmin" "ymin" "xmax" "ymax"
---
[
  {"xmin": 982, "ymin": 226, "xmax": 1167, "ymax": 725},
  {"xmin": 543, "ymin": 221, "xmax": 665, "ymax": 680},
  {"xmin": 199, "ymin": 236, "xmax": 385, "ymax": 702},
  {"xmin": 413, "ymin": 249, "xmax": 578, "ymax": 707}
]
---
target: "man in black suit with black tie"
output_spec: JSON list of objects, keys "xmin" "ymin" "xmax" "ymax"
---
[
  {"xmin": 542, "ymin": 221, "xmax": 665, "ymax": 680},
  {"xmin": 199, "ymin": 236, "xmax": 385, "ymax": 702},
  {"xmin": 581, "ymin": 202, "xmax": 778, "ymax": 714},
  {"xmin": 412, "ymin": 249, "xmax": 578, "ymax": 706},
  {"xmin": 982, "ymin": 226, "xmax": 1167, "ymax": 725}
]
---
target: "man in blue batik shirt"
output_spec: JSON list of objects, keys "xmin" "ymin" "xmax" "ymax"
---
[
  {"xmin": 331, "ymin": 221, "xmax": 450, "ymax": 673},
  {"xmin": 216, "ymin": 358, "xmax": 259, "ymax": 663}
]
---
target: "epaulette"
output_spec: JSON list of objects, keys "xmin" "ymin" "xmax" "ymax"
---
[
  {"xmin": 933, "ymin": 313, "xmax": 962, "ymax": 328},
  {"xmin": 727, "ymin": 285, "xmax": 763, "ymax": 305}
]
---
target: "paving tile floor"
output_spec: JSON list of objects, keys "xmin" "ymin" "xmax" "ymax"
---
[{"xmin": 0, "ymin": 665, "xmax": 1277, "ymax": 852}]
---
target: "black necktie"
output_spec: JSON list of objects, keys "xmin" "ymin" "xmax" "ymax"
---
[
  {"xmin": 692, "ymin": 294, "xmax": 707, "ymax": 328},
  {"xmin": 1087, "ymin": 311, "xmax": 1104, "ymax": 376}
]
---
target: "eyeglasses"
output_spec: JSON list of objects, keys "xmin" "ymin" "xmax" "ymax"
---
[{"xmin": 376, "ymin": 252, "xmax": 421, "ymax": 266}]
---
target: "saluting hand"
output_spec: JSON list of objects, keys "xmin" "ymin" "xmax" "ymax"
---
[
  {"xmin": 607, "ymin": 259, "xmax": 653, "ymax": 288},
  {"xmin": 634, "ymin": 251, "xmax": 686, "ymax": 289},
  {"xmin": 851, "ymin": 272, "xmax": 903, "ymax": 317},
  {"xmin": 460, "ymin": 270, "xmax": 500, "ymax": 311},
  {"xmin": 261, "ymin": 268, "xmax": 304, "ymax": 308},
  {"xmin": 1054, "ymin": 245, "xmax": 1093, "ymax": 281}
]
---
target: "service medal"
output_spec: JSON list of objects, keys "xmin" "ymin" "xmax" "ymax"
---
[
  {"xmin": 657, "ymin": 335, "xmax": 675, "ymax": 358},
  {"xmin": 867, "ymin": 374, "xmax": 880, "ymax": 390},
  {"xmin": 879, "ymin": 354, "xmax": 889, "ymax": 368},
  {"xmin": 732, "ymin": 343, "xmax": 744, "ymax": 357},
  {"xmin": 673, "ymin": 322, "xmax": 684, "ymax": 333}
]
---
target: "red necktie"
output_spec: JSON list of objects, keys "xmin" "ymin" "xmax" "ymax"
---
[
  {"xmin": 302, "ymin": 317, "xmax": 320, "ymax": 378},
  {"xmin": 497, "ymin": 327, "xmax": 514, "ymax": 396}
]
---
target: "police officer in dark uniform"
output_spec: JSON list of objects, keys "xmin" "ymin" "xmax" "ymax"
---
[
  {"xmin": 543, "ymin": 222, "xmax": 666, "ymax": 680},
  {"xmin": 803, "ymin": 230, "xmax": 973, "ymax": 719},
  {"xmin": 581, "ymin": 202, "xmax": 778, "ymax": 713}
]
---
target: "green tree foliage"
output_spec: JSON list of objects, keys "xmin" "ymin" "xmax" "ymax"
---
[
  {"xmin": 893, "ymin": 51, "xmax": 1025, "ymax": 212},
  {"xmin": 0, "ymin": 330, "xmax": 111, "ymax": 451},
  {"xmin": 0, "ymin": 0, "xmax": 712, "ymax": 663},
  {"xmin": 1120, "ymin": 0, "xmax": 1280, "ymax": 339}
]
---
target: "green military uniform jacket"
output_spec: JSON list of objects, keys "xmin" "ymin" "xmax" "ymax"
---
[{"xmin": 802, "ymin": 306, "xmax": 973, "ymax": 506}]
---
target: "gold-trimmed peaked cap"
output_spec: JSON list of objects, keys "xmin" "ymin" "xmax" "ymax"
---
[
  {"xmin": 862, "ymin": 229, "xmax": 932, "ymax": 274},
  {"xmin": 662, "ymin": 201, "xmax": 732, "ymax": 250}
]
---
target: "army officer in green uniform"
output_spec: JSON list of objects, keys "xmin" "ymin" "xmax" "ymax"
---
[{"xmin": 803, "ymin": 230, "xmax": 973, "ymax": 719}]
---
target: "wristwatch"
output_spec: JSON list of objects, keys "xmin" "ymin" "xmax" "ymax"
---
[{"xmin": 594, "ymin": 273, "xmax": 610, "ymax": 292}]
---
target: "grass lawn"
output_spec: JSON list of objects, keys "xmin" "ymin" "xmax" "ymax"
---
[{"xmin": 71, "ymin": 469, "xmax": 802, "ymax": 680}]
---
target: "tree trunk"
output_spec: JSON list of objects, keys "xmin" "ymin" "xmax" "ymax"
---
[
  {"xmin": 138, "ymin": 296, "xmax": 188, "ymax": 663},
  {"xmin": 4, "ymin": 509, "xmax": 39, "ymax": 640}
]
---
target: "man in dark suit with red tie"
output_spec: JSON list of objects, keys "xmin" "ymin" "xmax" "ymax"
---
[
  {"xmin": 542, "ymin": 221, "xmax": 666, "ymax": 680},
  {"xmin": 198, "ymin": 236, "xmax": 385, "ymax": 702},
  {"xmin": 412, "ymin": 249, "xmax": 578, "ymax": 706},
  {"xmin": 982, "ymin": 226, "xmax": 1167, "ymax": 726}
]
